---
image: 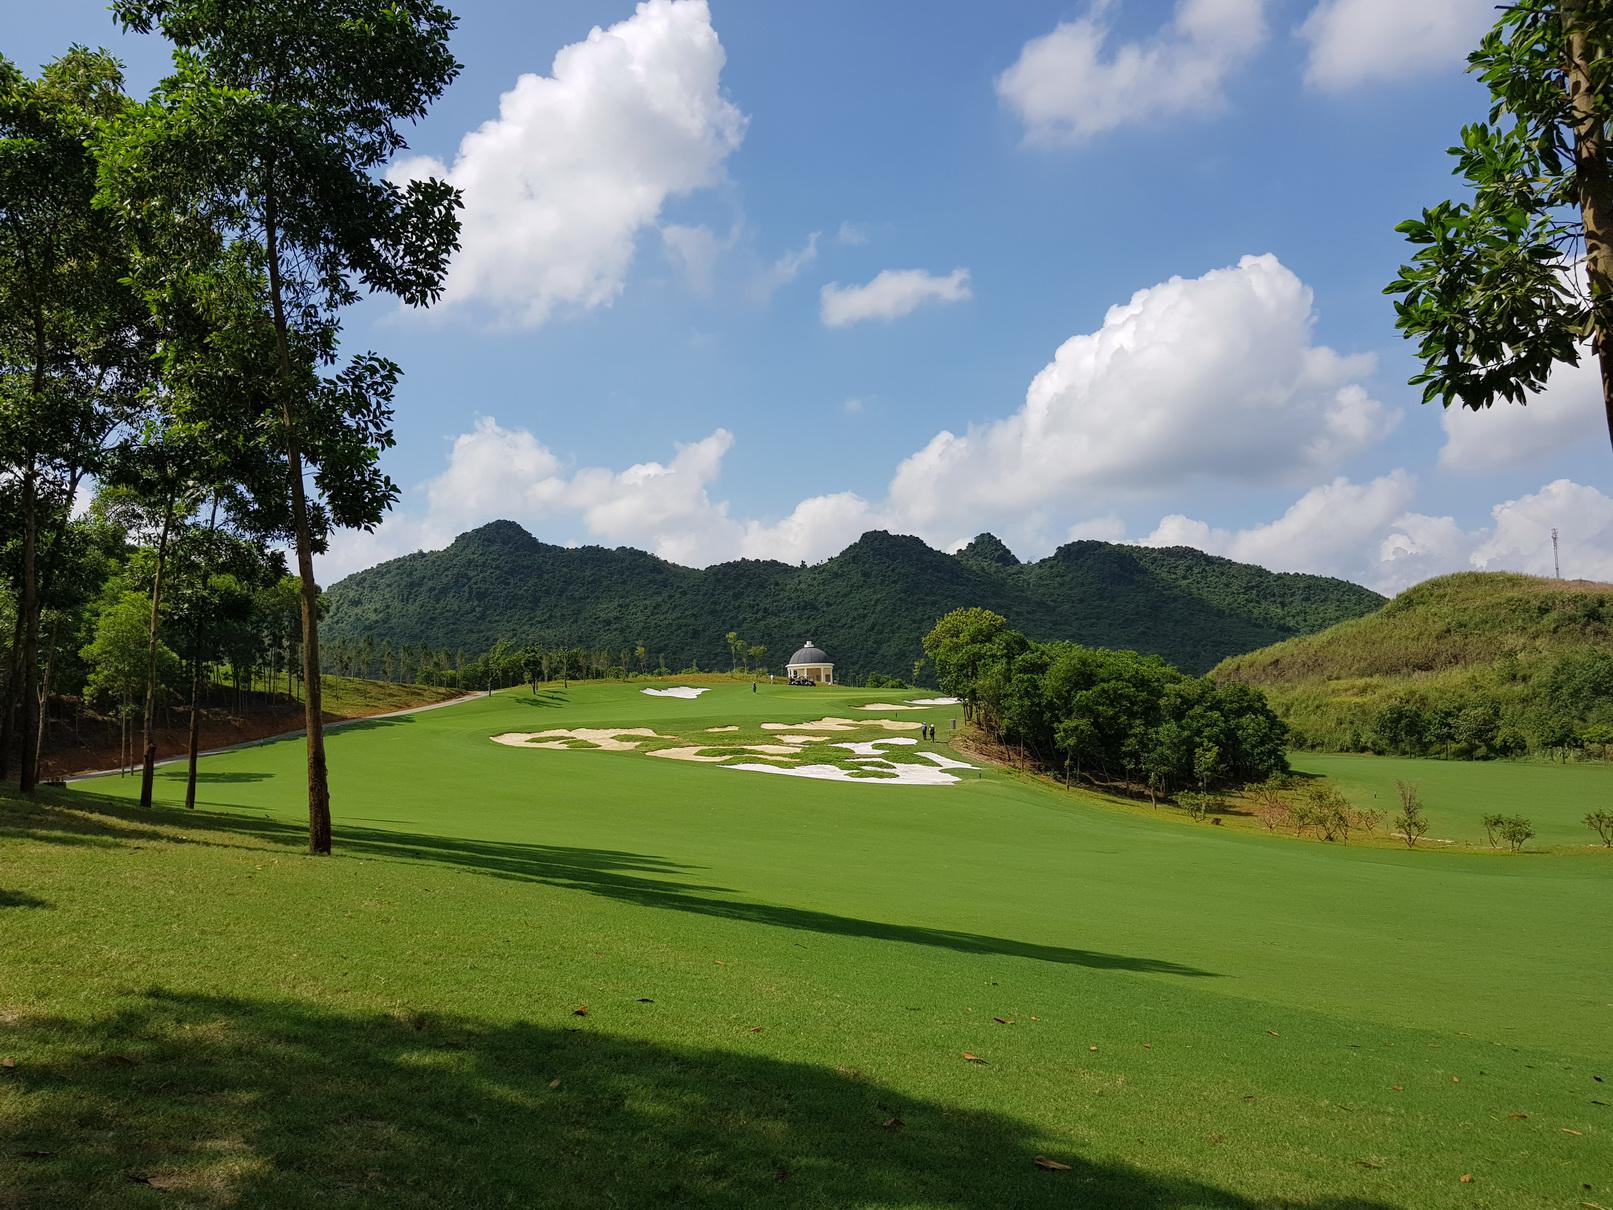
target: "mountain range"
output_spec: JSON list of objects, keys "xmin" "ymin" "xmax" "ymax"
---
[{"xmin": 320, "ymin": 521, "xmax": 1385, "ymax": 679}]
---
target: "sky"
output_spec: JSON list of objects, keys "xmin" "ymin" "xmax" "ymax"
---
[{"xmin": 14, "ymin": 0, "xmax": 1613, "ymax": 592}]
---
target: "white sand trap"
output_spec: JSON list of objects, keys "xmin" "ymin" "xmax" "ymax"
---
[
  {"xmin": 916, "ymin": 750, "xmax": 973, "ymax": 770},
  {"xmin": 858, "ymin": 703, "xmax": 918, "ymax": 711},
  {"xmin": 705, "ymin": 725, "xmax": 739, "ymax": 732},
  {"xmin": 762, "ymin": 717, "xmax": 921, "ymax": 733},
  {"xmin": 723, "ymin": 761, "xmax": 962, "ymax": 786},
  {"xmin": 835, "ymin": 737, "xmax": 918, "ymax": 758},
  {"xmin": 492, "ymin": 728, "xmax": 665, "ymax": 752},
  {"xmin": 907, "ymin": 697, "xmax": 960, "ymax": 706},
  {"xmin": 642, "ymin": 686, "xmax": 708, "ymax": 699},
  {"xmin": 646, "ymin": 746, "xmax": 732, "ymax": 763}
]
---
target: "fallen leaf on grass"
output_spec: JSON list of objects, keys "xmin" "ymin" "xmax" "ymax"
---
[
  {"xmin": 1508, "ymin": 1112, "xmax": 1528, "ymax": 1120},
  {"xmin": 1033, "ymin": 1156, "xmax": 1072, "ymax": 1171},
  {"xmin": 548, "ymin": 1078, "xmax": 561, "ymax": 1089},
  {"xmin": 961, "ymin": 1052, "xmax": 987, "ymax": 1064},
  {"xmin": 748, "ymin": 1026, "xmax": 764, "ymax": 1034},
  {"xmin": 1391, "ymin": 1085, "xmax": 1404, "ymax": 1093},
  {"xmin": 1459, "ymin": 1173, "xmax": 1473, "ymax": 1184},
  {"xmin": 1241, "ymin": 1095, "xmax": 1258, "ymax": 1103},
  {"xmin": 1142, "ymin": 1043, "xmax": 1152, "ymax": 1050},
  {"xmin": 993, "ymin": 1017, "xmax": 1013, "ymax": 1025},
  {"xmin": 881, "ymin": 1117, "xmax": 904, "ymax": 1130},
  {"xmin": 1088, "ymin": 1045, "xmax": 1099, "ymax": 1053},
  {"xmin": 1562, "ymin": 1127, "xmax": 1584, "ymax": 1136},
  {"xmin": 1, "ymin": 1057, "xmax": 15, "ymax": 1070},
  {"xmin": 1452, "ymin": 1076, "xmax": 1461, "ymax": 1083},
  {"xmin": 713, "ymin": 960, "xmax": 725, "ymax": 966},
  {"xmin": 572, "ymin": 1005, "xmax": 588, "ymax": 1017},
  {"xmin": 1266, "ymin": 1030, "xmax": 1279, "ymax": 1037},
  {"xmin": 1029, "ymin": 1015, "xmax": 1040, "ymax": 1021}
]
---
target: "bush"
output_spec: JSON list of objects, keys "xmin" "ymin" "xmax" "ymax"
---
[
  {"xmin": 1497, "ymin": 816, "xmax": 1534, "ymax": 852},
  {"xmin": 1176, "ymin": 791, "xmax": 1222, "ymax": 822},
  {"xmin": 1583, "ymin": 809, "xmax": 1613, "ymax": 847},
  {"xmin": 1393, "ymin": 780, "xmax": 1428, "ymax": 848},
  {"xmin": 1480, "ymin": 812, "xmax": 1505, "ymax": 849},
  {"xmin": 1247, "ymin": 778, "xmax": 1291, "ymax": 831},
  {"xmin": 1299, "ymin": 782, "xmax": 1357, "ymax": 843}
]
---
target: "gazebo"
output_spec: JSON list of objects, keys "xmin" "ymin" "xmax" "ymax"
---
[{"xmin": 786, "ymin": 641, "xmax": 834, "ymax": 684}]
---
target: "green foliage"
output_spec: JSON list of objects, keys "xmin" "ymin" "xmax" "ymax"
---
[
  {"xmin": 1175, "ymin": 790, "xmax": 1220, "ymax": 823},
  {"xmin": 1584, "ymin": 808, "xmax": 1613, "ymax": 846},
  {"xmin": 1215, "ymin": 572, "xmax": 1613, "ymax": 760},
  {"xmin": 1497, "ymin": 815, "xmax": 1536, "ymax": 852},
  {"xmin": 1394, "ymin": 781, "xmax": 1429, "ymax": 848},
  {"xmin": 321, "ymin": 524, "xmax": 1381, "ymax": 686},
  {"xmin": 1386, "ymin": 0, "xmax": 1613, "ymax": 447},
  {"xmin": 81, "ymin": 591, "xmax": 178, "ymax": 715},
  {"xmin": 923, "ymin": 607, "xmax": 1288, "ymax": 795}
]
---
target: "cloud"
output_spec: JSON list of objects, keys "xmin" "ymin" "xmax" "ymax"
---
[
  {"xmin": 997, "ymin": 0, "xmax": 1268, "ymax": 145},
  {"xmin": 820, "ymin": 268, "xmax": 972, "ymax": 328},
  {"xmin": 883, "ymin": 254, "xmax": 1392, "ymax": 535},
  {"xmin": 391, "ymin": 0, "xmax": 746, "ymax": 326},
  {"xmin": 660, "ymin": 223, "xmax": 727, "ymax": 295},
  {"xmin": 1299, "ymin": 0, "xmax": 1492, "ymax": 91},
  {"xmin": 1438, "ymin": 357, "xmax": 1607, "ymax": 473},
  {"xmin": 322, "ymin": 255, "xmax": 1396, "ymax": 582},
  {"xmin": 835, "ymin": 221, "xmax": 870, "ymax": 246},
  {"xmin": 1139, "ymin": 475, "xmax": 1613, "ymax": 593},
  {"xmin": 752, "ymin": 231, "xmax": 820, "ymax": 300},
  {"xmin": 841, "ymin": 397, "xmax": 865, "ymax": 415}
]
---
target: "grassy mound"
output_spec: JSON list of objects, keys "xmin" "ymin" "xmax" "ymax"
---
[
  {"xmin": 1213, "ymin": 572, "xmax": 1613, "ymax": 754},
  {"xmin": 2, "ymin": 681, "xmax": 1607, "ymax": 1207}
]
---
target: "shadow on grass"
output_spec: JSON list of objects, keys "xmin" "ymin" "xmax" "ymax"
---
[
  {"xmin": 154, "ymin": 770, "xmax": 275, "ymax": 785},
  {"xmin": 516, "ymin": 689, "xmax": 569, "ymax": 709},
  {"xmin": 16, "ymin": 791, "xmax": 1217, "ymax": 979},
  {"xmin": 0, "ymin": 888, "xmax": 49, "ymax": 908},
  {"xmin": 0, "ymin": 988, "xmax": 1398, "ymax": 1210}
]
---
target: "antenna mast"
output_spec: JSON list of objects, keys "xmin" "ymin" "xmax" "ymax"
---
[{"xmin": 1552, "ymin": 527, "xmax": 1561, "ymax": 579}]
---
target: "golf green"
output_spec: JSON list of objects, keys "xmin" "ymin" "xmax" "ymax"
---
[{"xmin": 2, "ymin": 679, "xmax": 1606, "ymax": 1208}]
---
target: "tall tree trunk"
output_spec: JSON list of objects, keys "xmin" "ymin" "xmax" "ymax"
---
[
  {"xmin": 139, "ymin": 492, "xmax": 177, "ymax": 808},
  {"xmin": 35, "ymin": 618, "xmax": 58, "ymax": 766},
  {"xmin": 19, "ymin": 457, "xmax": 39, "ymax": 794},
  {"xmin": 185, "ymin": 495, "xmax": 219, "ymax": 811},
  {"xmin": 265, "ymin": 195, "xmax": 331, "ymax": 855},
  {"xmin": 0, "ymin": 607, "xmax": 23, "ymax": 782},
  {"xmin": 1564, "ymin": 0, "xmax": 1613, "ymax": 450}
]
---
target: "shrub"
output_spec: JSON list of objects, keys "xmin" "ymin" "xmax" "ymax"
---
[
  {"xmin": 1497, "ymin": 816, "xmax": 1534, "ymax": 852},
  {"xmin": 1302, "ymin": 782, "xmax": 1356, "ymax": 843},
  {"xmin": 1480, "ymin": 812, "xmax": 1505, "ymax": 849},
  {"xmin": 1247, "ymin": 778, "xmax": 1291, "ymax": 831},
  {"xmin": 1393, "ymin": 780, "xmax": 1428, "ymax": 847},
  {"xmin": 1176, "ymin": 791, "xmax": 1221, "ymax": 822},
  {"xmin": 1583, "ymin": 809, "xmax": 1613, "ymax": 848}
]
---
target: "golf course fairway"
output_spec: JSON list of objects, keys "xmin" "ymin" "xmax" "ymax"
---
[{"xmin": 2, "ymin": 679, "xmax": 1607, "ymax": 1208}]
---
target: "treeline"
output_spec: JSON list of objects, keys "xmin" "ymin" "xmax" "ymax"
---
[
  {"xmin": 1, "ymin": 2, "xmax": 463, "ymax": 853},
  {"xmin": 922, "ymin": 608, "xmax": 1289, "ymax": 801}
]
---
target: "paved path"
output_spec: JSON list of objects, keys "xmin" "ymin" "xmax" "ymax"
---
[{"xmin": 67, "ymin": 692, "xmax": 486, "ymax": 783}]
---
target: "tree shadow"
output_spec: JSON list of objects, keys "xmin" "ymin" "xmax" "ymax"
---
[
  {"xmin": 153, "ymin": 770, "xmax": 275, "ymax": 784},
  {"xmin": 515, "ymin": 689, "xmax": 569, "ymax": 708},
  {"xmin": 21, "ymin": 792, "xmax": 1217, "ymax": 979},
  {"xmin": 0, "ymin": 988, "xmax": 1400, "ymax": 1209},
  {"xmin": 0, "ymin": 889, "xmax": 49, "ymax": 909}
]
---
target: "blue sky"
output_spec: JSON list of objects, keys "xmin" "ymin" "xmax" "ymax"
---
[{"xmin": 15, "ymin": 0, "xmax": 1612, "ymax": 589}]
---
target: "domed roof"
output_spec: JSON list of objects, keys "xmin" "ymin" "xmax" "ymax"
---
[{"xmin": 788, "ymin": 641, "xmax": 830, "ymax": 665}]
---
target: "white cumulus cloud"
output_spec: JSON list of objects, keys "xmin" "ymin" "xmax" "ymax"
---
[
  {"xmin": 1299, "ymin": 0, "xmax": 1492, "ymax": 91},
  {"xmin": 884, "ymin": 254, "xmax": 1393, "ymax": 535},
  {"xmin": 1438, "ymin": 357, "xmax": 1608, "ymax": 473},
  {"xmin": 391, "ymin": 0, "xmax": 745, "ymax": 326},
  {"xmin": 820, "ymin": 268, "xmax": 972, "ymax": 328},
  {"xmin": 997, "ymin": 0, "xmax": 1268, "ymax": 144}
]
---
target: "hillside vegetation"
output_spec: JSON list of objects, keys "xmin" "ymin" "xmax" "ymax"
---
[
  {"xmin": 1214, "ymin": 572, "xmax": 1613, "ymax": 757},
  {"xmin": 321, "ymin": 522, "xmax": 1382, "ymax": 679}
]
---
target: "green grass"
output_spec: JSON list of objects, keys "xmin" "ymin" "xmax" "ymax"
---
[
  {"xmin": 1290, "ymin": 751, "xmax": 1613, "ymax": 848},
  {"xmin": 2, "ymin": 679, "xmax": 1608, "ymax": 1208},
  {"xmin": 311, "ymin": 674, "xmax": 466, "ymax": 719}
]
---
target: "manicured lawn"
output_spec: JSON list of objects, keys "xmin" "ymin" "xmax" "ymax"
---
[
  {"xmin": 2, "ymin": 680, "xmax": 1607, "ymax": 1208},
  {"xmin": 1290, "ymin": 750, "xmax": 1613, "ymax": 848}
]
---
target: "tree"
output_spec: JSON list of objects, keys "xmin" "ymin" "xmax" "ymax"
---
[
  {"xmin": 1388, "ymin": 1, "xmax": 1613, "ymax": 454},
  {"xmin": 1498, "ymin": 815, "xmax": 1536, "ymax": 851},
  {"xmin": 107, "ymin": 0, "xmax": 462, "ymax": 853},
  {"xmin": 1584, "ymin": 808, "xmax": 1613, "ymax": 845},
  {"xmin": 1482, "ymin": 811, "xmax": 1507, "ymax": 849},
  {"xmin": 1394, "ymin": 780, "xmax": 1428, "ymax": 848},
  {"xmin": 0, "ymin": 50, "xmax": 149, "ymax": 792}
]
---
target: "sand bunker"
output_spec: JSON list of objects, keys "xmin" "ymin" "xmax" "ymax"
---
[
  {"xmin": 857, "ymin": 697, "xmax": 959, "ymax": 710},
  {"xmin": 723, "ymin": 761, "xmax": 964, "ymax": 786},
  {"xmin": 642, "ymin": 686, "xmax": 708, "ymax": 699},
  {"xmin": 835, "ymin": 737, "xmax": 917, "ymax": 758},
  {"xmin": 492, "ymin": 728, "xmax": 665, "ymax": 752},
  {"xmin": 648, "ymin": 742, "xmax": 804, "ymax": 763},
  {"xmin": 909, "ymin": 697, "xmax": 960, "ymax": 706},
  {"xmin": 646, "ymin": 746, "xmax": 731, "ymax": 763},
  {"xmin": 761, "ymin": 717, "xmax": 921, "ymax": 733},
  {"xmin": 705, "ymin": 725, "xmax": 739, "ymax": 732}
]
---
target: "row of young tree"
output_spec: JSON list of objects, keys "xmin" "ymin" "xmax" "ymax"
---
[
  {"xmin": 1, "ymin": 0, "xmax": 463, "ymax": 852},
  {"xmin": 322, "ymin": 636, "xmax": 678, "ymax": 691},
  {"xmin": 921, "ymin": 608, "xmax": 1289, "ymax": 800}
]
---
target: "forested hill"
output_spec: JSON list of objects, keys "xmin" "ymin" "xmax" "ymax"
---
[
  {"xmin": 1212, "ymin": 572, "xmax": 1613, "ymax": 756},
  {"xmin": 320, "ymin": 521, "xmax": 1384, "ymax": 678}
]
